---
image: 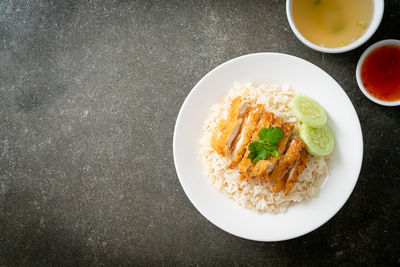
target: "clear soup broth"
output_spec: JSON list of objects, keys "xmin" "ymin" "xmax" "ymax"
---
[{"xmin": 292, "ymin": 0, "xmax": 373, "ymax": 48}]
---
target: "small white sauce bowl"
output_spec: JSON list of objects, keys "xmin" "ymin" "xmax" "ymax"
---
[
  {"xmin": 356, "ymin": 39, "xmax": 400, "ymax": 106},
  {"xmin": 286, "ymin": 0, "xmax": 385, "ymax": 53}
]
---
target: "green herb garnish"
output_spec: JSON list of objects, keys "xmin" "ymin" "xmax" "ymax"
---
[
  {"xmin": 248, "ymin": 127, "xmax": 284, "ymax": 162},
  {"xmin": 357, "ymin": 20, "xmax": 365, "ymax": 27}
]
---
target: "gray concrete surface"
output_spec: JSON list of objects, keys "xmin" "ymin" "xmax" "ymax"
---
[{"xmin": 0, "ymin": 0, "xmax": 399, "ymax": 265}]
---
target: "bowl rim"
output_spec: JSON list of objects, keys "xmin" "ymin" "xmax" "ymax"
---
[
  {"xmin": 286, "ymin": 0, "xmax": 385, "ymax": 53},
  {"xmin": 356, "ymin": 39, "xmax": 400, "ymax": 106}
]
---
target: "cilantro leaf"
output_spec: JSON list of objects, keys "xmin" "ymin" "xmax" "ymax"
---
[
  {"xmin": 248, "ymin": 151, "xmax": 258, "ymax": 162},
  {"xmin": 270, "ymin": 147, "xmax": 280, "ymax": 157},
  {"xmin": 248, "ymin": 142, "xmax": 268, "ymax": 162},
  {"xmin": 258, "ymin": 127, "xmax": 284, "ymax": 144},
  {"xmin": 247, "ymin": 126, "xmax": 284, "ymax": 162}
]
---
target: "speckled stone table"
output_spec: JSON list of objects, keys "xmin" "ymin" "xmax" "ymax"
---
[{"xmin": 0, "ymin": 0, "xmax": 399, "ymax": 266}]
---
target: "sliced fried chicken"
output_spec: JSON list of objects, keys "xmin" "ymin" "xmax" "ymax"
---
[
  {"xmin": 271, "ymin": 172, "xmax": 289, "ymax": 193},
  {"xmin": 270, "ymin": 137, "xmax": 305, "ymax": 185},
  {"xmin": 210, "ymin": 119, "xmax": 226, "ymax": 152},
  {"xmin": 211, "ymin": 97, "xmax": 308, "ymax": 194},
  {"xmin": 251, "ymin": 116, "xmax": 283, "ymax": 177},
  {"xmin": 283, "ymin": 148, "xmax": 308, "ymax": 194},
  {"xmin": 238, "ymin": 111, "xmax": 274, "ymax": 176},
  {"xmin": 251, "ymin": 119, "xmax": 296, "ymax": 180},
  {"xmin": 261, "ymin": 122, "xmax": 295, "ymax": 181},
  {"xmin": 228, "ymin": 108, "xmax": 260, "ymax": 168},
  {"xmin": 210, "ymin": 97, "xmax": 247, "ymax": 156}
]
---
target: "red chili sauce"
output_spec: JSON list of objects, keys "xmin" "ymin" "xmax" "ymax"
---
[{"xmin": 361, "ymin": 45, "xmax": 400, "ymax": 102}]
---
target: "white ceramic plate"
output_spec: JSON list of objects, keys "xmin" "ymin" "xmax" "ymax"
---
[{"xmin": 173, "ymin": 53, "xmax": 363, "ymax": 241}]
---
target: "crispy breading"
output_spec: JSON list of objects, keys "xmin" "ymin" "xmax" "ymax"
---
[
  {"xmin": 252, "ymin": 118, "xmax": 295, "ymax": 179},
  {"xmin": 261, "ymin": 122, "xmax": 295, "ymax": 181},
  {"xmin": 211, "ymin": 97, "xmax": 245, "ymax": 156},
  {"xmin": 277, "ymin": 123, "xmax": 295, "ymax": 155},
  {"xmin": 238, "ymin": 151, "xmax": 252, "ymax": 175},
  {"xmin": 226, "ymin": 117, "xmax": 244, "ymax": 152},
  {"xmin": 228, "ymin": 108, "xmax": 260, "ymax": 168},
  {"xmin": 238, "ymin": 111, "xmax": 274, "ymax": 175},
  {"xmin": 271, "ymin": 172, "xmax": 289, "ymax": 193},
  {"xmin": 270, "ymin": 138, "xmax": 305, "ymax": 183},
  {"xmin": 210, "ymin": 118, "xmax": 226, "ymax": 152},
  {"xmin": 284, "ymin": 149, "xmax": 308, "ymax": 194},
  {"xmin": 272, "ymin": 116, "xmax": 283, "ymax": 128}
]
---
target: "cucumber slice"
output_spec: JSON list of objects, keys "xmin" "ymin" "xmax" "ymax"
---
[
  {"xmin": 300, "ymin": 124, "xmax": 334, "ymax": 157},
  {"xmin": 291, "ymin": 95, "xmax": 327, "ymax": 128}
]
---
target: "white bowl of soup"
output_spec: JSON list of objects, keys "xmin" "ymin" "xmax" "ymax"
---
[{"xmin": 286, "ymin": 0, "xmax": 384, "ymax": 53}]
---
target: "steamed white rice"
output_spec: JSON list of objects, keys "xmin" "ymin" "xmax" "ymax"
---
[{"xmin": 199, "ymin": 82, "xmax": 329, "ymax": 213}]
